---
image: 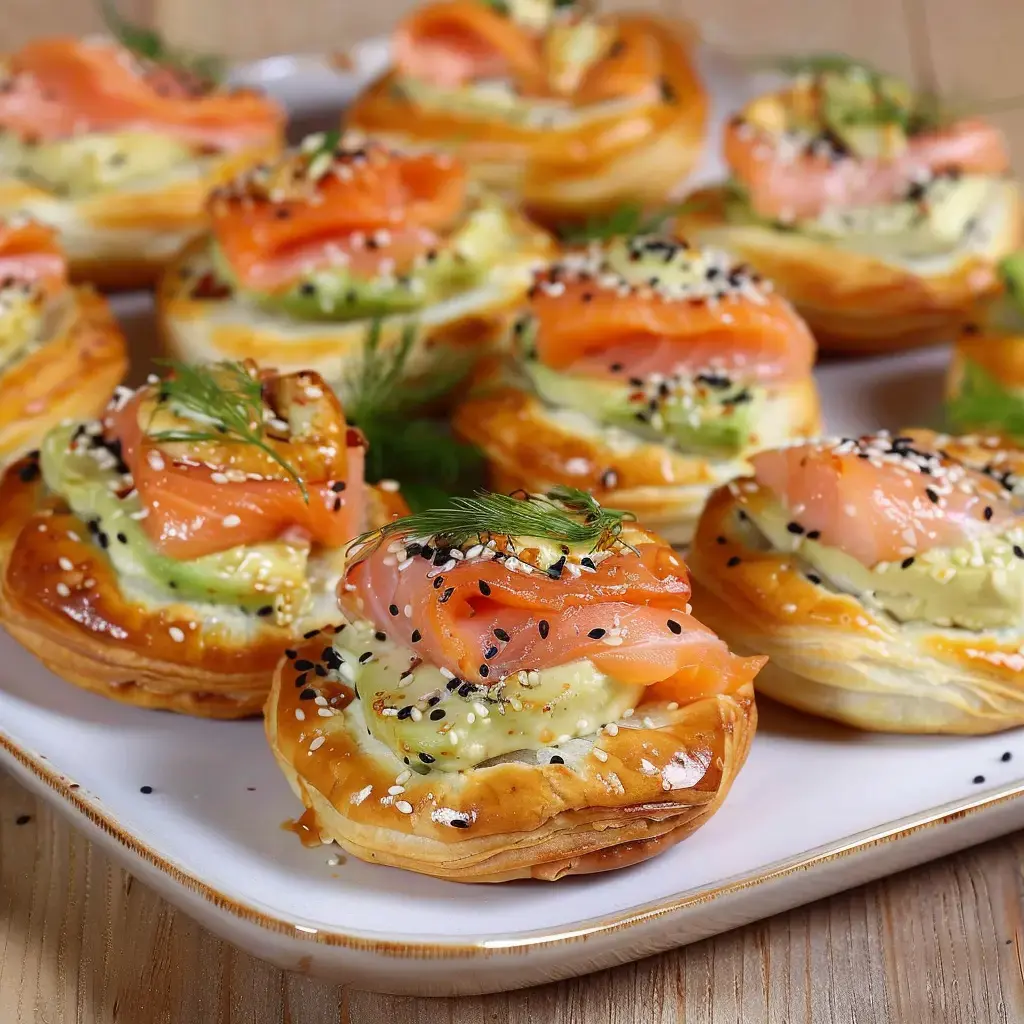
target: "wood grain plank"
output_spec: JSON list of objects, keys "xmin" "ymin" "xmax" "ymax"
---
[{"xmin": 6, "ymin": 768, "xmax": 1024, "ymax": 1023}]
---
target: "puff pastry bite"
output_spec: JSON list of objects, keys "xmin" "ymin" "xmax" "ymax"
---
[
  {"xmin": 346, "ymin": 0, "xmax": 706, "ymax": 226},
  {"xmin": 0, "ymin": 361, "xmax": 406, "ymax": 718},
  {"xmin": 452, "ymin": 233, "xmax": 821, "ymax": 545},
  {"xmin": 267, "ymin": 487, "xmax": 762, "ymax": 881},
  {"xmin": 0, "ymin": 215, "xmax": 127, "ymax": 467},
  {"xmin": 947, "ymin": 252, "xmax": 1024, "ymax": 437},
  {"xmin": 690, "ymin": 430, "xmax": 1024, "ymax": 733},
  {"xmin": 0, "ymin": 36, "xmax": 284, "ymax": 289},
  {"xmin": 675, "ymin": 61, "xmax": 1021, "ymax": 353},
  {"xmin": 159, "ymin": 132, "xmax": 552, "ymax": 405}
]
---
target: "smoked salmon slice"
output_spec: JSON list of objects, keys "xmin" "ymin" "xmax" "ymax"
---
[
  {"xmin": 208, "ymin": 139, "xmax": 467, "ymax": 293},
  {"xmin": 0, "ymin": 37, "xmax": 283, "ymax": 152},
  {"xmin": 344, "ymin": 513, "xmax": 765, "ymax": 699},
  {"xmin": 394, "ymin": 0, "xmax": 546, "ymax": 93},
  {"xmin": 725, "ymin": 81, "xmax": 1009, "ymax": 222},
  {"xmin": 105, "ymin": 363, "xmax": 366, "ymax": 561},
  {"xmin": 0, "ymin": 217, "xmax": 66, "ymax": 294},
  {"xmin": 751, "ymin": 433, "xmax": 1023, "ymax": 566},
  {"xmin": 529, "ymin": 239, "xmax": 816, "ymax": 383}
]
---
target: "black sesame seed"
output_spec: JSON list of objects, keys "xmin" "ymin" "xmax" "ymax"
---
[
  {"xmin": 806, "ymin": 574, "xmax": 822, "ymax": 585},
  {"xmin": 98, "ymin": 532, "xmax": 109, "ymax": 549},
  {"xmin": 1002, "ymin": 751, "xmax": 1013, "ymax": 762},
  {"xmin": 901, "ymin": 557, "xmax": 915, "ymax": 569},
  {"xmin": 716, "ymin": 536, "xmax": 727, "ymax": 545},
  {"xmin": 285, "ymin": 649, "xmax": 298, "ymax": 659},
  {"xmin": 727, "ymin": 556, "xmax": 741, "ymax": 568},
  {"xmin": 430, "ymin": 708, "xmax": 446, "ymax": 721},
  {"xmin": 389, "ymin": 604, "xmax": 400, "ymax": 616},
  {"xmin": 18, "ymin": 461, "xmax": 40, "ymax": 483},
  {"xmin": 294, "ymin": 660, "xmax": 314, "ymax": 671},
  {"xmin": 411, "ymin": 629, "xmax": 422, "ymax": 643},
  {"xmin": 299, "ymin": 688, "xmax": 316, "ymax": 700},
  {"xmin": 549, "ymin": 755, "xmax": 565, "ymax": 765},
  {"xmin": 333, "ymin": 497, "xmax": 343, "ymax": 513},
  {"xmin": 666, "ymin": 619, "xmax": 682, "ymax": 635},
  {"xmin": 447, "ymin": 679, "xmax": 460, "ymax": 691},
  {"xmin": 806, "ymin": 530, "xmax": 821, "ymax": 540},
  {"xmin": 1015, "ymin": 546, "xmax": 1024, "ymax": 560},
  {"xmin": 973, "ymin": 775, "xmax": 986, "ymax": 784},
  {"xmin": 421, "ymin": 545, "xmax": 434, "ymax": 559},
  {"xmin": 478, "ymin": 580, "xmax": 491, "ymax": 596},
  {"xmin": 458, "ymin": 682, "xmax": 474, "ymax": 697},
  {"xmin": 304, "ymin": 629, "xmax": 321, "ymax": 639},
  {"xmin": 299, "ymin": 282, "xmax": 316, "ymax": 296},
  {"xmin": 484, "ymin": 645, "xmax": 498, "ymax": 659},
  {"xmin": 15, "ymin": 814, "xmax": 31, "ymax": 825},
  {"xmin": 479, "ymin": 664, "xmax": 489, "ymax": 678},
  {"xmin": 494, "ymin": 628, "xmax": 510, "ymax": 642},
  {"xmin": 539, "ymin": 620, "xmax": 550, "ymax": 639},
  {"xmin": 433, "ymin": 576, "xmax": 445, "ymax": 590},
  {"xmin": 257, "ymin": 605, "xmax": 274, "ymax": 617},
  {"xmin": 315, "ymin": 665, "xmax": 327, "ymax": 677},
  {"xmin": 358, "ymin": 651, "xmax": 374, "ymax": 664},
  {"xmin": 397, "ymin": 706, "xmax": 414, "ymax": 720},
  {"xmin": 984, "ymin": 507, "xmax": 994, "ymax": 521},
  {"xmin": 547, "ymin": 555, "xmax": 566, "ymax": 579},
  {"xmin": 440, "ymin": 587, "xmax": 454, "ymax": 603},
  {"xmin": 374, "ymin": 631, "xmax": 387, "ymax": 642},
  {"xmin": 587, "ymin": 628, "xmax": 606, "ymax": 639},
  {"xmin": 786, "ymin": 522, "xmax": 804, "ymax": 535},
  {"xmin": 925, "ymin": 488, "xmax": 939, "ymax": 504},
  {"xmin": 294, "ymin": 673, "xmax": 308, "ymax": 688},
  {"xmin": 139, "ymin": 786, "xmax": 153, "ymax": 795},
  {"xmin": 418, "ymin": 751, "xmax": 435, "ymax": 764}
]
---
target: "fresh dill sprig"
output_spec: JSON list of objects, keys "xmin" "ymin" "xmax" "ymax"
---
[
  {"xmin": 556, "ymin": 196, "xmax": 713, "ymax": 245},
  {"xmin": 148, "ymin": 360, "xmax": 309, "ymax": 501},
  {"xmin": 99, "ymin": 0, "xmax": 224, "ymax": 83},
  {"xmin": 345, "ymin": 319, "xmax": 486, "ymax": 511},
  {"xmin": 348, "ymin": 486, "xmax": 636, "ymax": 563}
]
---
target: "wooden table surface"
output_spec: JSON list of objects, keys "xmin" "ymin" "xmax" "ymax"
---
[{"xmin": 2, "ymin": 771, "xmax": 1022, "ymax": 1023}]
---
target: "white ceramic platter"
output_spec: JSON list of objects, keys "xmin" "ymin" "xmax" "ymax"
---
[{"xmin": 2, "ymin": 44, "xmax": 1023, "ymax": 998}]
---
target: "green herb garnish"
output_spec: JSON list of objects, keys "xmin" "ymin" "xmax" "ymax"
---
[
  {"xmin": 947, "ymin": 359, "xmax": 1024, "ymax": 437},
  {"xmin": 999, "ymin": 251, "xmax": 1024, "ymax": 313},
  {"xmin": 349, "ymin": 486, "xmax": 636, "ymax": 563},
  {"xmin": 556, "ymin": 195, "xmax": 714, "ymax": 245},
  {"xmin": 99, "ymin": 0, "xmax": 225, "ymax": 83},
  {"xmin": 148, "ymin": 360, "xmax": 308, "ymax": 501},
  {"xmin": 345, "ymin": 319, "xmax": 485, "ymax": 511}
]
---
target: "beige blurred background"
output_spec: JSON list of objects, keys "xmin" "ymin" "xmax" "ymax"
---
[{"xmin": 5, "ymin": 0, "xmax": 1024, "ymax": 163}]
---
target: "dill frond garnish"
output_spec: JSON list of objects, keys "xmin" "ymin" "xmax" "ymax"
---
[
  {"xmin": 345, "ymin": 320, "xmax": 486, "ymax": 511},
  {"xmin": 348, "ymin": 486, "xmax": 636, "ymax": 564},
  {"xmin": 99, "ymin": 0, "xmax": 224, "ymax": 83},
  {"xmin": 556, "ymin": 195, "xmax": 713, "ymax": 245},
  {"xmin": 148, "ymin": 360, "xmax": 308, "ymax": 501}
]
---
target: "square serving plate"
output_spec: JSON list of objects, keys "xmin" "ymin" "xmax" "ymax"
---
[{"xmin": 3, "ymin": 45, "xmax": 1023, "ymax": 998}]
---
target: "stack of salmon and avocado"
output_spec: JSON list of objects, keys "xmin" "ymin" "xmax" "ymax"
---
[
  {"xmin": 717, "ymin": 60, "xmax": 1014, "ymax": 262},
  {"xmin": 31, "ymin": 361, "xmax": 366, "ymax": 628},
  {"xmin": 171, "ymin": 130, "xmax": 549, "ymax": 398}
]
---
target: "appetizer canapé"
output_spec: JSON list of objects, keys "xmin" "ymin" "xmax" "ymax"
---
[
  {"xmin": 159, "ymin": 132, "xmax": 552, "ymax": 405},
  {"xmin": 452, "ymin": 233, "xmax": 821, "ymax": 544},
  {"xmin": 675, "ymin": 61, "xmax": 1021, "ymax": 353},
  {"xmin": 689, "ymin": 430, "xmax": 1024, "ymax": 733},
  {"xmin": 347, "ymin": 0, "xmax": 706, "ymax": 226},
  {"xmin": 947, "ymin": 253, "xmax": 1024, "ymax": 438},
  {"xmin": 0, "ymin": 36, "xmax": 283, "ymax": 289},
  {"xmin": 0, "ymin": 215, "xmax": 126, "ymax": 466},
  {"xmin": 0, "ymin": 361, "xmax": 405, "ymax": 718},
  {"xmin": 267, "ymin": 487, "xmax": 762, "ymax": 881}
]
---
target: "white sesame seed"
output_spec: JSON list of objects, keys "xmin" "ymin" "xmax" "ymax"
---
[
  {"xmin": 58, "ymin": 557, "xmax": 74, "ymax": 571},
  {"xmin": 410, "ymin": 707, "xmax": 423, "ymax": 722},
  {"xmin": 396, "ymin": 770, "xmax": 412, "ymax": 785},
  {"xmin": 388, "ymin": 785, "xmax": 405, "ymax": 795},
  {"xmin": 309, "ymin": 736, "xmax": 326, "ymax": 752},
  {"xmin": 295, "ymin": 709, "xmax": 306, "ymax": 721},
  {"xmin": 593, "ymin": 748, "xmax": 609, "ymax": 762},
  {"xmin": 147, "ymin": 451, "xmax": 165, "ymax": 471},
  {"xmin": 55, "ymin": 582, "xmax": 71, "ymax": 597},
  {"xmin": 168, "ymin": 627, "xmax": 185, "ymax": 643},
  {"xmin": 318, "ymin": 708, "xmax": 334, "ymax": 717},
  {"xmin": 605, "ymin": 722, "xmax": 619, "ymax": 736},
  {"xmin": 395, "ymin": 800, "xmax": 413, "ymax": 814},
  {"xmin": 378, "ymin": 479, "xmax": 400, "ymax": 492}
]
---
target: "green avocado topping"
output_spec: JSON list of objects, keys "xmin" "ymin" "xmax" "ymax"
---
[{"xmin": 947, "ymin": 360, "xmax": 1024, "ymax": 438}]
